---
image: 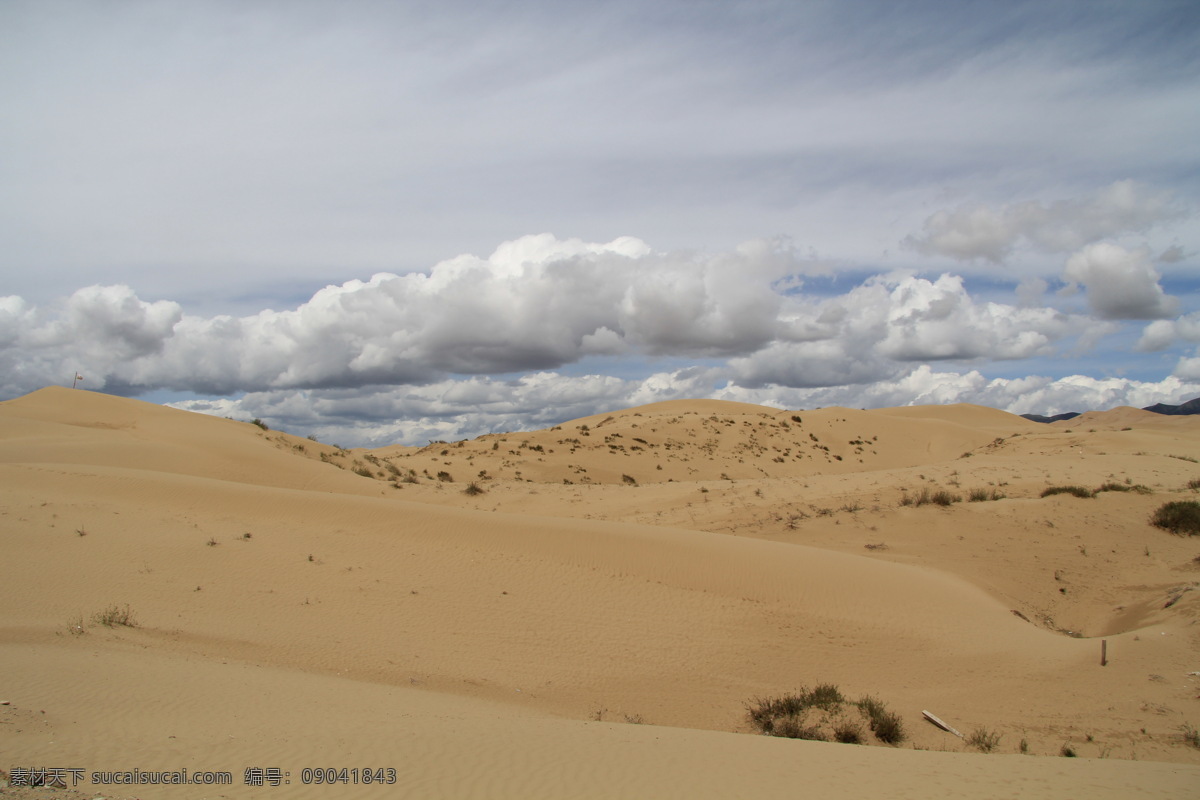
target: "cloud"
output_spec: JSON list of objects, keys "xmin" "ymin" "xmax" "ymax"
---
[
  {"xmin": 0, "ymin": 234, "xmax": 1113, "ymax": 402},
  {"xmin": 905, "ymin": 181, "xmax": 1184, "ymax": 262},
  {"xmin": 0, "ymin": 286, "xmax": 181, "ymax": 394},
  {"xmin": 1175, "ymin": 355, "xmax": 1200, "ymax": 382},
  {"xmin": 2, "ymin": 230, "xmax": 1193, "ymax": 446},
  {"xmin": 716, "ymin": 366, "xmax": 1200, "ymax": 420},
  {"xmin": 1136, "ymin": 312, "xmax": 1200, "ymax": 352},
  {"xmin": 168, "ymin": 365, "xmax": 1200, "ymax": 447},
  {"xmin": 727, "ymin": 273, "xmax": 1081, "ymax": 388},
  {"xmin": 0, "ymin": 235, "xmax": 801, "ymax": 397},
  {"xmin": 1062, "ymin": 242, "xmax": 1179, "ymax": 320}
]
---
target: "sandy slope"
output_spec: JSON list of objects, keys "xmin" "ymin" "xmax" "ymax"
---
[{"xmin": 2, "ymin": 387, "xmax": 1199, "ymax": 799}]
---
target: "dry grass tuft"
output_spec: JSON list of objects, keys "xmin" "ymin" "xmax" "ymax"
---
[{"xmin": 91, "ymin": 604, "xmax": 138, "ymax": 628}]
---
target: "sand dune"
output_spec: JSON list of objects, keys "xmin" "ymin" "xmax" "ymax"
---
[{"xmin": 3, "ymin": 386, "xmax": 1199, "ymax": 798}]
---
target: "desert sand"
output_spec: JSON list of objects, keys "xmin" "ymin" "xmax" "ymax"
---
[{"xmin": 2, "ymin": 386, "xmax": 1199, "ymax": 799}]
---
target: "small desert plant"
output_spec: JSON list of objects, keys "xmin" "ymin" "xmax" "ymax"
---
[
  {"xmin": 868, "ymin": 705, "xmax": 902, "ymax": 743},
  {"xmin": 436, "ymin": 471, "xmax": 453, "ymax": 482},
  {"xmin": 250, "ymin": 418, "xmax": 269, "ymax": 430},
  {"xmin": 353, "ymin": 465, "xmax": 374, "ymax": 478},
  {"xmin": 968, "ymin": 488, "xmax": 990, "ymax": 502},
  {"xmin": 1150, "ymin": 501, "xmax": 1200, "ymax": 535},
  {"xmin": 929, "ymin": 490, "xmax": 960, "ymax": 506},
  {"xmin": 902, "ymin": 487, "xmax": 960, "ymax": 507},
  {"xmin": 849, "ymin": 695, "xmax": 906, "ymax": 744},
  {"xmin": 1182, "ymin": 723, "xmax": 1200, "ymax": 749},
  {"xmin": 1060, "ymin": 743, "xmax": 1077, "ymax": 757},
  {"xmin": 1041, "ymin": 485, "xmax": 1094, "ymax": 499},
  {"xmin": 967, "ymin": 727, "xmax": 1002, "ymax": 753},
  {"xmin": 774, "ymin": 719, "xmax": 827, "ymax": 740},
  {"xmin": 748, "ymin": 686, "xmax": 903, "ymax": 745},
  {"xmin": 833, "ymin": 719, "xmax": 864, "ymax": 744},
  {"xmin": 92, "ymin": 604, "xmax": 137, "ymax": 628},
  {"xmin": 463, "ymin": 482, "xmax": 485, "ymax": 496},
  {"xmin": 622, "ymin": 474, "xmax": 637, "ymax": 485}
]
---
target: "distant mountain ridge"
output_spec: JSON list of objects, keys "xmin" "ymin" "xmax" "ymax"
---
[{"xmin": 1021, "ymin": 397, "xmax": 1200, "ymax": 424}]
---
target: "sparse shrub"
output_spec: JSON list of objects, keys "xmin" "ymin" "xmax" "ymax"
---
[
  {"xmin": 250, "ymin": 418, "xmax": 268, "ymax": 430},
  {"xmin": 1187, "ymin": 479, "xmax": 1200, "ymax": 490},
  {"xmin": 901, "ymin": 487, "xmax": 958, "ymax": 507},
  {"xmin": 929, "ymin": 490, "xmax": 960, "ymax": 506},
  {"xmin": 1182, "ymin": 723, "xmax": 1200, "ymax": 749},
  {"xmin": 463, "ymin": 482, "xmax": 485, "ymax": 496},
  {"xmin": 1060, "ymin": 743, "xmax": 1077, "ymax": 757},
  {"xmin": 833, "ymin": 719, "xmax": 864, "ymax": 744},
  {"xmin": 804, "ymin": 684, "xmax": 845, "ymax": 709},
  {"xmin": 968, "ymin": 488, "xmax": 990, "ymax": 502},
  {"xmin": 748, "ymin": 687, "xmax": 902, "ymax": 746},
  {"xmin": 774, "ymin": 719, "xmax": 826, "ymax": 740},
  {"xmin": 857, "ymin": 697, "xmax": 905, "ymax": 744},
  {"xmin": 353, "ymin": 465, "xmax": 375, "ymax": 478},
  {"xmin": 402, "ymin": 474, "xmax": 420, "ymax": 484},
  {"xmin": 622, "ymin": 474, "xmax": 637, "ymax": 485},
  {"xmin": 870, "ymin": 711, "xmax": 905, "ymax": 744},
  {"xmin": 92, "ymin": 604, "xmax": 137, "ymax": 628},
  {"xmin": 436, "ymin": 471, "xmax": 453, "ymax": 482},
  {"xmin": 967, "ymin": 727, "xmax": 1002, "ymax": 753},
  {"xmin": 1150, "ymin": 501, "xmax": 1200, "ymax": 535},
  {"xmin": 1096, "ymin": 482, "xmax": 1151, "ymax": 494},
  {"xmin": 1041, "ymin": 486, "xmax": 1095, "ymax": 499}
]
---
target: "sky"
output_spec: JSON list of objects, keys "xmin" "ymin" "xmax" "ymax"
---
[{"xmin": 2, "ymin": 0, "xmax": 1199, "ymax": 446}]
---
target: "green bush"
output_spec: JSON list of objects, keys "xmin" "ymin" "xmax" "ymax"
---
[{"xmin": 1149, "ymin": 501, "xmax": 1200, "ymax": 535}]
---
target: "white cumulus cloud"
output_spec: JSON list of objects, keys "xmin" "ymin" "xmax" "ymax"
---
[{"xmin": 1062, "ymin": 243, "xmax": 1179, "ymax": 320}]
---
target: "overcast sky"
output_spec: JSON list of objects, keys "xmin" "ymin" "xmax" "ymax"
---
[{"xmin": 3, "ymin": 0, "xmax": 1199, "ymax": 446}]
